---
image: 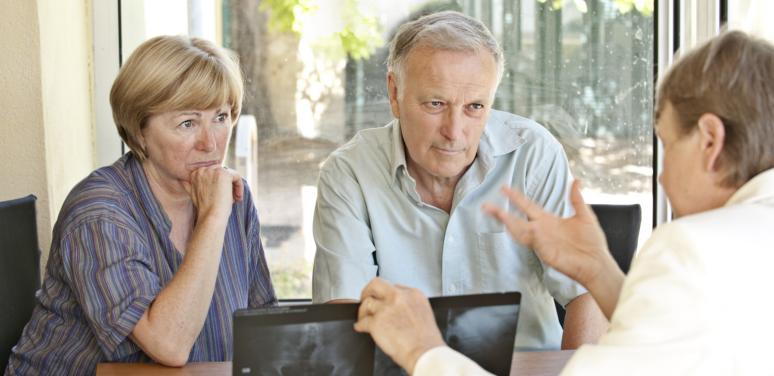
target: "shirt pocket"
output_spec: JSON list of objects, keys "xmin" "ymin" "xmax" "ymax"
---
[{"xmin": 476, "ymin": 232, "xmax": 542, "ymax": 293}]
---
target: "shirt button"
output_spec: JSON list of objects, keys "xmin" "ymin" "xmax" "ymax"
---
[{"xmin": 448, "ymin": 235, "xmax": 456, "ymax": 245}]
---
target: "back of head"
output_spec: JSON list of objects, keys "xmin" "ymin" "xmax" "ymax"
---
[
  {"xmin": 109, "ymin": 35, "xmax": 243, "ymax": 160},
  {"xmin": 387, "ymin": 11, "xmax": 504, "ymax": 83},
  {"xmin": 657, "ymin": 31, "xmax": 774, "ymax": 187}
]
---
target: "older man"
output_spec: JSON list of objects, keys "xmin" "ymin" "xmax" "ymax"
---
[
  {"xmin": 354, "ymin": 30, "xmax": 774, "ymax": 375},
  {"xmin": 312, "ymin": 11, "xmax": 606, "ymax": 350}
]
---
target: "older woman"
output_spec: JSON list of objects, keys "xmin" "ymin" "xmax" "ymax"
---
[
  {"xmin": 5, "ymin": 36, "xmax": 275, "ymax": 374},
  {"xmin": 354, "ymin": 30, "xmax": 774, "ymax": 375}
]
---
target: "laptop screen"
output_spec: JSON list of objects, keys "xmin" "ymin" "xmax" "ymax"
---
[
  {"xmin": 233, "ymin": 304, "xmax": 374, "ymax": 375},
  {"xmin": 375, "ymin": 292, "xmax": 521, "ymax": 376},
  {"xmin": 233, "ymin": 291, "xmax": 520, "ymax": 376}
]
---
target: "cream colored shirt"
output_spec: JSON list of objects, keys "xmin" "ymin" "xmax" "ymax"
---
[{"xmin": 414, "ymin": 168, "xmax": 774, "ymax": 375}]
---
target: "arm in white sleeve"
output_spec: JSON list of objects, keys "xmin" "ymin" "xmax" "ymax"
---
[{"xmin": 413, "ymin": 347, "xmax": 494, "ymax": 376}]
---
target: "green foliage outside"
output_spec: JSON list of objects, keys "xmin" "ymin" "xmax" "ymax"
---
[
  {"xmin": 336, "ymin": 0, "xmax": 383, "ymax": 60},
  {"xmin": 260, "ymin": 0, "xmax": 383, "ymax": 60},
  {"xmin": 271, "ymin": 261, "xmax": 312, "ymax": 299},
  {"xmin": 260, "ymin": 0, "xmax": 316, "ymax": 33}
]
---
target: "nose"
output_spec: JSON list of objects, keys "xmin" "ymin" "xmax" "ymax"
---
[
  {"xmin": 196, "ymin": 126, "xmax": 217, "ymax": 152},
  {"xmin": 440, "ymin": 108, "xmax": 464, "ymax": 141}
]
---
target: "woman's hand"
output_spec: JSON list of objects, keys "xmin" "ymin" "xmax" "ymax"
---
[
  {"xmin": 482, "ymin": 180, "xmax": 614, "ymax": 289},
  {"xmin": 184, "ymin": 165, "xmax": 244, "ymax": 220},
  {"xmin": 354, "ymin": 278, "xmax": 445, "ymax": 374}
]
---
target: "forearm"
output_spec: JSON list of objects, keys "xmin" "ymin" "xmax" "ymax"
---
[
  {"xmin": 131, "ymin": 214, "xmax": 228, "ymax": 365},
  {"xmin": 582, "ymin": 257, "xmax": 625, "ymax": 320},
  {"xmin": 561, "ymin": 293, "xmax": 609, "ymax": 349},
  {"xmin": 412, "ymin": 346, "xmax": 493, "ymax": 376}
]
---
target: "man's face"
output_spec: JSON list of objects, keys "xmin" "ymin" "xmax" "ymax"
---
[{"xmin": 388, "ymin": 47, "xmax": 499, "ymax": 182}]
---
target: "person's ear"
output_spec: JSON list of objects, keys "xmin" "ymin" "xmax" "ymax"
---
[
  {"xmin": 135, "ymin": 128, "xmax": 148, "ymax": 156},
  {"xmin": 387, "ymin": 72, "xmax": 400, "ymax": 118},
  {"xmin": 697, "ymin": 113, "xmax": 726, "ymax": 173}
]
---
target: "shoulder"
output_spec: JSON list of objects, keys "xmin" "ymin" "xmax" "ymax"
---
[
  {"xmin": 646, "ymin": 204, "xmax": 762, "ymax": 249},
  {"xmin": 320, "ymin": 123, "xmax": 393, "ymax": 179},
  {"xmin": 235, "ymin": 178, "xmax": 259, "ymax": 221},
  {"xmin": 646, "ymin": 203, "xmax": 774, "ymax": 260},
  {"xmin": 633, "ymin": 203, "xmax": 770, "ymax": 278},
  {"xmin": 484, "ymin": 110, "xmax": 563, "ymax": 156},
  {"xmin": 55, "ymin": 160, "xmax": 140, "ymax": 236}
]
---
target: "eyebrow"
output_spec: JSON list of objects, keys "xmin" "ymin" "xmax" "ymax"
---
[
  {"xmin": 175, "ymin": 108, "xmax": 229, "ymax": 117},
  {"xmin": 177, "ymin": 111, "xmax": 202, "ymax": 117}
]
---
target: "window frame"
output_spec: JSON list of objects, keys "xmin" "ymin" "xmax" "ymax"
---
[
  {"xmin": 93, "ymin": 0, "xmax": 728, "ymax": 239},
  {"xmin": 653, "ymin": 0, "xmax": 724, "ymax": 226}
]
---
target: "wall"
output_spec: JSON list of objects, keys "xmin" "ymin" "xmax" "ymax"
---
[
  {"xmin": 0, "ymin": 1, "xmax": 52, "ymax": 267},
  {"xmin": 37, "ymin": 1, "xmax": 96, "ymax": 259},
  {"xmin": 0, "ymin": 0, "xmax": 96, "ymax": 271}
]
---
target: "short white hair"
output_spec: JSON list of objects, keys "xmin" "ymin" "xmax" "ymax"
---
[{"xmin": 387, "ymin": 11, "xmax": 504, "ymax": 86}]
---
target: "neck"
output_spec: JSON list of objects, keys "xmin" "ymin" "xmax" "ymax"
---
[
  {"xmin": 407, "ymin": 160, "xmax": 467, "ymax": 214},
  {"xmin": 142, "ymin": 162, "xmax": 193, "ymax": 214}
]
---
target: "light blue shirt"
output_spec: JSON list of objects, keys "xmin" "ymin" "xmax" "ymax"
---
[{"xmin": 312, "ymin": 110, "xmax": 586, "ymax": 350}]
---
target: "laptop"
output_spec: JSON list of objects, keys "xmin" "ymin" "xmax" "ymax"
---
[{"xmin": 233, "ymin": 291, "xmax": 520, "ymax": 376}]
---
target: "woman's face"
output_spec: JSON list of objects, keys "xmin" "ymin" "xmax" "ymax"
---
[
  {"xmin": 139, "ymin": 105, "xmax": 233, "ymax": 188},
  {"xmin": 656, "ymin": 102, "xmax": 733, "ymax": 218}
]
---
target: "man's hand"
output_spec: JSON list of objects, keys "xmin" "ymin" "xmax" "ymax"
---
[{"xmin": 354, "ymin": 278, "xmax": 446, "ymax": 374}]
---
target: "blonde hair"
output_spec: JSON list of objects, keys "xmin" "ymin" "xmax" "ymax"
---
[
  {"xmin": 109, "ymin": 35, "xmax": 243, "ymax": 160},
  {"xmin": 657, "ymin": 30, "xmax": 774, "ymax": 187}
]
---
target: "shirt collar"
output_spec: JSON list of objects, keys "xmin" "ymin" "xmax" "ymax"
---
[
  {"xmin": 726, "ymin": 168, "xmax": 774, "ymax": 206},
  {"xmin": 390, "ymin": 119, "xmax": 408, "ymax": 180},
  {"xmin": 483, "ymin": 109, "xmax": 528, "ymax": 156},
  {"xmin": 126, "ymin": 152, "xmax": 173, "ymax": 235}
]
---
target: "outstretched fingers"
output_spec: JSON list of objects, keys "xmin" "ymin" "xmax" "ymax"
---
[
  {"xmin": 569, "ymin": 180, "xmax": 594, "ymax": 221},
  {"xmin": 500, "ymin": 186, "xmax": 546, "ymax": 220},
  {"xmin": 482, "ymin": 202, "xmax": 534, "ymax": 246}
]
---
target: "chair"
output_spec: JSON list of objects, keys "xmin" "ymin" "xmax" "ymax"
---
[
  {"xmin": 556, "ymin": 203, "xmax": 642, "ymax": 326},
  {"xmin": 0, "ymin": 195, "xmax": 41, "ymax": 371}
]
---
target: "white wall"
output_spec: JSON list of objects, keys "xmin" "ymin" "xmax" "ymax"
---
[
  {"xmin": 0, "ymin": 0, "xmax": 96, "ymax": 271},
  {"xmin": 0, "ymin": 1, "xmax": 52, "ymax": 265}
]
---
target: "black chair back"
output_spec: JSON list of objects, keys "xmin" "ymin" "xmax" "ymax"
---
[
  {"xmin": 556, "ymin": 203, "xmax": 642, "ymax": 325},
  {"xmin": 0, "ymin": 195, "xmax": 41, "ymax": 371},
  {"xmin": 591, "ymin": 204, "xmax": 642, "ymax": 274}
]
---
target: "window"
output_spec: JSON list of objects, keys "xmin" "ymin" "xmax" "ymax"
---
[{"xmin": 113, "ymin": 0, "xmax": 655, "ymax": 299}]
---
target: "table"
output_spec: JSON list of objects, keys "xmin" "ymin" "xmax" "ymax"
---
[{"xmin": 97, "ymin": 350, "xmax": 574, "ymax": 375}]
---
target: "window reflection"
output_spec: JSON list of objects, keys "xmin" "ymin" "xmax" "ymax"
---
[{"xmin": 128, "ymin": 0, "xmax": 655, "ymax": 298}]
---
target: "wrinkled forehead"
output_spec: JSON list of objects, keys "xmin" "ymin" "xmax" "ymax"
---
[{"xmin": 405, "ymin": 47, "xmax": 498, "ymax": 86}]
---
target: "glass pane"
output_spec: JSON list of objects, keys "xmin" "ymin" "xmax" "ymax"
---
[
  {"xmin": 728, "ymin": 0, "xmax": 774, "ymax": 41},
  {"xmin": 130, "ymin": 0, "xmax": 655, "ymax": 299}
]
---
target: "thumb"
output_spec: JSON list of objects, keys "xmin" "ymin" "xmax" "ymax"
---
[
  {"xmin": 353, "ymin": 315, "xmax": 373, "ymax": 333},
  {"xmin": 227, "ymin": 168, "xmax": 244, "ymax": 202}
]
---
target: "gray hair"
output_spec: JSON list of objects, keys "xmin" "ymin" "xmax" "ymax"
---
[
  {"xmin": 387, "ymin": 11, "xmax": 504, "ymax": 85},
  {"xmin": 657, "ymin": 30, "xmax": 774, "ymax": 187}
]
